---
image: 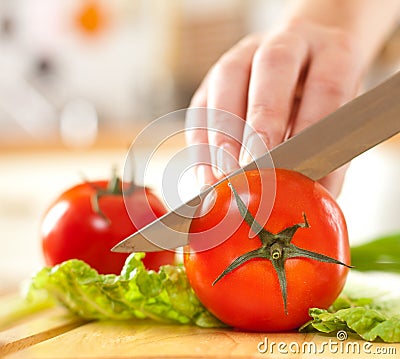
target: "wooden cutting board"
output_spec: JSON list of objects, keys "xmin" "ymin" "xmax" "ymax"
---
[{"xmin": 1, "ymin": 295, "xmax": 399, "ymax": 359}]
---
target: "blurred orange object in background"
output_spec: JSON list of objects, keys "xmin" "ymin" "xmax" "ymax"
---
[{"xmin": 75, "ymin": 0, "xmax": 108, "ymax": 36}]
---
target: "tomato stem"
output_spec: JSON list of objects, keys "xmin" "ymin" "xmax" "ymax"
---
[
  {"xmin": 107, "ymin": 166, "xmax": 122, "ymax": 193},
  {"xmin": 213, "ymin": 181, "xmax": 352, "ymax": 315},
  {"xmin": 90, "ymin": 167, "xmax": 136, "ymax": 223},
  {"xmin": 271, "ymin": 243, "xmax": 282, "ymax": 260}
]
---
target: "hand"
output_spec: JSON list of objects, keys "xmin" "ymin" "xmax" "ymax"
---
[{"xmin": 187, "ymin": 19, "xmax": 364, "ymax": 197}]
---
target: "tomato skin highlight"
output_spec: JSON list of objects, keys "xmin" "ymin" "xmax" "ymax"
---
[
  {"xmin": 184, "ymin": 169, "xmax": 350, "ymax": 332},
  {"xmin": 41, "ymin": 180, "xmax": 175, "ymax": 274}
]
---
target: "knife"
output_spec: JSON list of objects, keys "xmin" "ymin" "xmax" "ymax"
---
[{"xmin": 112, "ymin": 71, "xmax": 400, "ymax": 253}]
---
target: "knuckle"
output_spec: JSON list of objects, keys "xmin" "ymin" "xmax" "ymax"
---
[
  {"xmin": 211, "ymin": 112, "xmax": 242, "ymax": 132},
  {"xmin": 310, "ymin": 75, "xmax": 347, "ymax": 99},
  {"xmin": 247, "ymin": 105, "xmax": 288, "ymax": 143},
  {"xmin": 284, "ymin": 17, "xmax": 308, "ymax": 32},
  {"xmin": 250, "ymin": 103, "xmax": 287, "ymax": 121},
  {"xmin": 331, "ymin": 29, "xmax": 357, "ymax": 53},
  {"xmin": 254, "ymin": 40, "xmax": 300, "ymax": 68},
  {"xmin": 268, "ymin": 30, "xmax": 304, "ymax": 48},
  {"xmin": 330, "ymin": 31, "xmax": 361, "ymax": 72},
  {"xmin": 254, "ymin": 33, "xmax": 304, "ymax": 67},
  {"xmin": 236, "ymin": 33, "xmax": 262, "ymax": 48},
  {"xmin": 212, "ymin": 54, "xmax": 248, "ymax": 78}
]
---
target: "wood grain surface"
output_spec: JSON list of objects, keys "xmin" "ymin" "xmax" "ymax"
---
[
  {"xmin": 1, "ymin": 296, "xmax": 399, "ymax": 359},
  {"xmin": 0, "ymin": 305, "xmax": 88, "ymax": 357},
  {"xmin": 4, "ymin": 319, "xmax": 400, "ymax": 359}
]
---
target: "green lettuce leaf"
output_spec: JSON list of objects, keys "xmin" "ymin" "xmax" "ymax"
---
[
  {"xmin": 300, "ymin": 272, "xmax": 400, "ymax": 342},
  {"xmin": 27, "ymin": 253, "xmax": 224, "ymax": 328},
  {"xmin": 302, "ymin": 307, "xmax": 400, "ymax": 342},
  {"xmin": 350, "ymin": 233, "xmax": 400, "ymax": 273}
]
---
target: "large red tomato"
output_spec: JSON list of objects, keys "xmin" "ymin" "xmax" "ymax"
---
[
  {"xmin": 184, "ymin": 168, "xmax": 350, "ymax": 332},
  {"xmin": 41, "ymin": 177, "xmax": 175, "ymax": 274}
]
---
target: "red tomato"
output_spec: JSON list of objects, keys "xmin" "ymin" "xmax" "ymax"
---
[
  {"xmin": 41, "ymin": 178, "xmax": 175, "ymax": 274},
  {"xmin": 184, "ymin": 168, "xmax": 350, "ymax": 332}
]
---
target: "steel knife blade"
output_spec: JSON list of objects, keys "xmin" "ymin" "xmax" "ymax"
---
[{"xmin": 112, "ymin": 71, "xmax": 400, "ymax": 253}]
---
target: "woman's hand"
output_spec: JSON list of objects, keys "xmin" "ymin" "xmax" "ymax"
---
[{"xmin": 187, "ymin": 19, "xmax": 365, "ymax": 197}]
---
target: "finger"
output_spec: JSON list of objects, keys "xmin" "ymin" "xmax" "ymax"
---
[
  {"xmin": 318, "ymin": 165, "xmax": 349, "ymax": 198},
  {"xmin": 206, "ymin": 35, "xmax": 261, "ymax": 177},
  {"xmin": 185, "ymin": 108, "xmax": 217, "ymax": 187},
  {"xmin": 242, "ymin": 32, "xmax": 309, "ymax": 165},
  {"xmin": 290, "ymin": 33, "xmax": 361, "ymax": 195},
  {"xmin": 290, "ymin": 33, "xmax": 361, "ymax": 135},
  {"xmin": 188, "ymin": 74, "xmax": 216, "ymax": 185},
  {"xmin": 190, "ymin": 69, "xmax": 210, "ymax": 108},
  {"xmin": 188, "ymin": 70, "xmax": 217, "ymax": 186}
]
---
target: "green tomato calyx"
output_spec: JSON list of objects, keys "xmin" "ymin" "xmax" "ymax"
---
[
  {"xmin": 89, "ymin": 167, "xmax": 136, "ymax": 223},
  {"xmin": 212, "ymin": 182, "xmax": 351, "ymax": 315}
]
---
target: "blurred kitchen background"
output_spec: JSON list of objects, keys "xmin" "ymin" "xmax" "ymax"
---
[
  {"xmin": 0, "ymin": 0, "xmax": 287, "ymax": 148},
  {"xmin": 0, "ymin": 0, "xmax": 399, "ymax": 293}
]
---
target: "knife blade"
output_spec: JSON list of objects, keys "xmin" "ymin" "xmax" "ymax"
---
[{"xmin": 112, "ymin": 71, "xmax": 400, "ymax": 253}]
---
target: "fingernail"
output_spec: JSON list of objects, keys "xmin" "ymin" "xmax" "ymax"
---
[
  {"xmin": 240, "ymin": 133, "xmax": 270, "ymax": 166},
  {"xmin": 216, "ymin": 143, "xmax": 239, "ymax": 177}
]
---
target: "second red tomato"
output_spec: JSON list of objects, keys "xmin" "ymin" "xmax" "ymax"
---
[{"xmin": 41, "ymin": 178, "xmax": 175, "ymax": 274}]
